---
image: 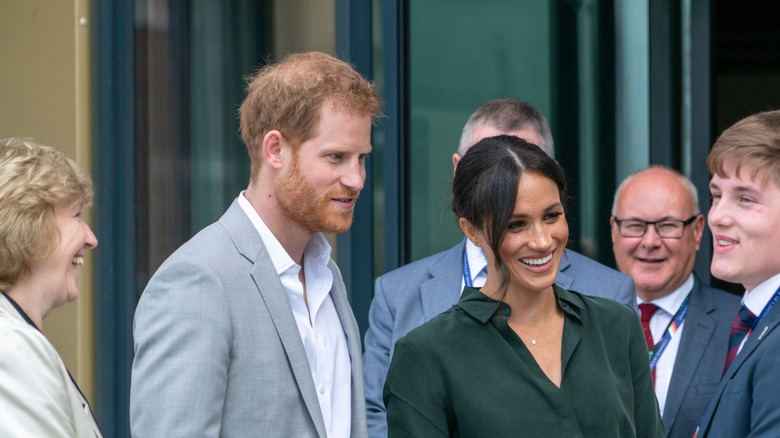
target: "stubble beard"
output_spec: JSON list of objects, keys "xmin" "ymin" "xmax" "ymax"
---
[{"xmin": 276, "ymin": 155, "xmax": 359, "ymax": 234}]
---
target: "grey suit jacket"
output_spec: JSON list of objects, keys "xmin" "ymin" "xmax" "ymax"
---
[
  {"xmin": 130, "ymin": 200, "xmax": 368, "ymax": 438},
  {"xmin": 363, "ymin": 240, "xmax": 635, "ymax": 438},
  {"xmin": 696, "ymin": 288, "xmax": 780, "ymax": 438},
  {"xmin": 662, "ymin": 276, "xmax": 740, "ymax": 438}
]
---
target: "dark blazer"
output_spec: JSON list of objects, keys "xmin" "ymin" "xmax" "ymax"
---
[
  {"xmin": 363, "ymin": 240, "xmax": 636, "ymax": 438},
  {"xmin": 695, "ymin": 291, "xmax": 780, "ymax": 438},
  {"xmin": 662, "ymin": 276, "xmax": 740, "ymax": 438}
]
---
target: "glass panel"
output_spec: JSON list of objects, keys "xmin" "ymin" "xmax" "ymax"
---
[
  {"xmin": 615, "ymin": 0, "xmax": 649, "ymax": 180},
  {"xmin": 134, "ymin": 0, "xmax": 333, "ymax": 286},
  {"xmin": 408, "ymin": 0, "xmax": 554, "ymax": 262},
  {"xmin": 406, "ymin": 1, "xmax": 632, "ymax": 266},
  {"xmin": 372, "ymin": 0, "xmax": 387, "ymax": 275}
]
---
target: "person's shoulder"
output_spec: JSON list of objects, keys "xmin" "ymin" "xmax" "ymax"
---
[
  {"xmin": 688, "ymin": 278, "xmax": 741, "ymax": 319},
  {"xmin": 173, "ymin": 221, "xmax": 231, "ymax": 258},
  {"xmin": 0, "ymin": 314, "xmax": 58, "ymax": 365},
  {"xmin": 396, "ymin": 305, "xmax": 464, "ymax": 346},
  {"xmin": 563, "ymin": 249, "xmax": 628, "ymax": 282},
  {"xmin": 699, "ymin": 282, "xmax": 741, "ymax": 306},
  {"xmin": 151, "ymin": 213, "xmax": 245, "ymax": 278},
  {"xmin": 377, "ymin": 242, "xmax": 462, "ymax": 283},
  {"xmin": 558, "ymin": 285, "xmax": 636, "ymax": 323}
]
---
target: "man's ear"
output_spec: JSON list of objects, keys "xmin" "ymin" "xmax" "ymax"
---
[
  {"xmin": 609, "ymin": 216, "xmax": 617, "ymax": 243},
  {"xmin": 452, "ymin": 153, "xmax": 462, "ymax": 176},
  {"xmin": 263, "ymin": 130, "xmax": 286, "ymax": 170},
  {"xmin": 693, "ymin": 213, "xmax": 705, "ymax": 251}
]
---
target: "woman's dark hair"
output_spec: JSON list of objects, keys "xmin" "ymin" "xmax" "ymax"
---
[{"xmin": 452, "ymin": 134, "xmax": 567, "ymax": 302}]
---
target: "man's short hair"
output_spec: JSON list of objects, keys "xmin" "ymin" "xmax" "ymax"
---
[
  {"xmin": 0, "ymin": 138, "xmax": 93, "ymax": 290},
  {"xmin": 458, "ymin": 97, "xmax": 555, "ymax": 158},
  {"xmin": 239, "ymin": 52, "xmax": 382, "ymax": 181},
  {"xmin": 708, "ymin": 109, "xmax": 780, "ymax": 188},
  {"xmin": 611, "ymin": 165, "xmax": 701, "ymax": 217}
]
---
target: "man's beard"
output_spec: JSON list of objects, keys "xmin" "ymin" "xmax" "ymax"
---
[{"xmin": 275, "ymin": 155, "xmax": 360, "ymax": 234}]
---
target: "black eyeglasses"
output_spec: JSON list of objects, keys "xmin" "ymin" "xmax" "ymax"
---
[{"xmin": 613, "ymin": 215, "xmax": 698, "ymax": 239}]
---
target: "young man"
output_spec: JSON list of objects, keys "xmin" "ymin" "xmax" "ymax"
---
[
  {"xmin": 695, "ymin": 110, "xmax": 780, "ymax": 437},
  {"xmin": 130, "ymin": 52, "xmax": 382, "ymax": 438},
  {"xmin": 611, "ymin": 166, "xmax": 738, "ymax": 438},
  {"xmin": 363, "ymin": 98, "xmax": 635, "ymax": 438}
]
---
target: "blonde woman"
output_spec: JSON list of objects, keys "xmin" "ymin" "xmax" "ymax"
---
[{"xmin": 0, "ymin": 138, "xmax": 102, "ymax": 437}]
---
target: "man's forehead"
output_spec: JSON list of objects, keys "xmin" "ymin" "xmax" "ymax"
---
[{"xmin": 618, "ymin": 172, "xmax": 691, "ymax": 214}]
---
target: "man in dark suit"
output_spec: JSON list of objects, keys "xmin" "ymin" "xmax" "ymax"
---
[
  {"xmin": 696, "ymin": 110, "xmax": 780, "ymax": 437},
  {"xmin": 363, "ymin": 98, "xmax": 636, "ymax": 438},
  {"xmin": 610, "ymin": 166, "xmax": 739, "ymax": 438}
]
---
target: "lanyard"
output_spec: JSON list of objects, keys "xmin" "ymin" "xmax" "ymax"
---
[
  {"xmin": 746, "ymin": 284, "xmax": 780, "ymax": 339},
  {"xmin": 648, "ymin": 293, "xmax": 690, "ymax": 371},
  {"xmin": 462, "ymin": 243, "xmax": 473, "ymax": 288}
]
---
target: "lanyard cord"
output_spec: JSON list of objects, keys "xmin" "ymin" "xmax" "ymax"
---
[{"xmin": 648, "ymin": 293, "xmax": 690, "ymax": 371}]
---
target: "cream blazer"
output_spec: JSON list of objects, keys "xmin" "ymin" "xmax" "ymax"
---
[{"xmin": 0, "ymin": 296, "xmax": 102, "ymax": 437}]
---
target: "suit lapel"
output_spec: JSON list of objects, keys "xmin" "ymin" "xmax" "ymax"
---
[
  {"xmin": 662, "ymin": 278, "xmax": 714, "ymax": 433},
  {"xmin": 699, "ymin": 294, "xmax": 780, "ymax": 435},
  {"xmin": 221, "ymin": 201, "xmax": 328, "ymax": 438},
  {"xmin": 420, "ymin": 243, "xmax": 467, "ymax": 322}
]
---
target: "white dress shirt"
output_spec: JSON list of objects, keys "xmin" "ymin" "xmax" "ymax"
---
[
  {"xmin": 462, "ymin": 239, "xmax": 488, "ymax": 293},
  {"xmin": 638, "ymin": 273, "xmax": 694, "ymax": 417},
  {"xmin": 739, "ymin": 272, "xmax": 780, "ymax": 354},
  {"xmin": 238, "ymin": 193, "xmax": 351, "ymax": 438}
]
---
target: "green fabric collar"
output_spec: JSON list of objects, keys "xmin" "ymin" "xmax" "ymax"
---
[{"xmin": 456, "ymin": 284, "xmax": 585, "ymax": 324}]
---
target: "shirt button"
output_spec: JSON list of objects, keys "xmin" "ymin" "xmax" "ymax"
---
[{"xmin": 319, "ymin": 385, "xmax": 326, "ymax": 394}]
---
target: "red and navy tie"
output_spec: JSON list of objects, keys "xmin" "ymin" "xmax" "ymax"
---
[
  {"xmin": 639, "ymin": 303, "xmax": 660, "ymax": 382},
  {"xmin": 723, "ymin": 305, "xmax": 757, "ymax": 375}
]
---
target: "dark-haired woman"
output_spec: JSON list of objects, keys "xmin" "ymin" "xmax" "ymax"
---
[{"xmin": 384, "ymin": 135, "xmax": 663, "ymax": 437}]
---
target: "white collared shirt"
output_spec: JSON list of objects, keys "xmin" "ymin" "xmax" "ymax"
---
[
  {"xmin": 462, "ymin": 239, "xmax": 488, "ymax": 293},
  {"xmin": 739, "ymin": 272, "xmax": 780, "ymax": 354},
  {"xmin": 638, "ymin": 273, "xmax": 694, "ymax": 417},
  {"xmin": 238, "ymin": 193, "xmax": 351, "ymax": 438}
]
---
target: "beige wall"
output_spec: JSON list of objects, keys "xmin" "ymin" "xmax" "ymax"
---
[
  {"xmin": 273, "ymin": 0, "xmax": 335, "ymax": 57},
  {"xmin": 0, "ymin": 0, "xmax": 96, "ymax": 402}
]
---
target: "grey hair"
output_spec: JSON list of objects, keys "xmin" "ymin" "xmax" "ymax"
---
[{"xmin": 458, "ymin": 98, "xmax": 555, "ymax": 158}]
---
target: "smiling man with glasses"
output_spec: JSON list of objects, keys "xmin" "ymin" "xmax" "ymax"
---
[{"xmin": 610, "ymin": 166, "xmax": 740, "ymax": 438}]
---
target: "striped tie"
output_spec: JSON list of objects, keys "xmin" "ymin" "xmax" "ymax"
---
[
  {"xmin": 723, "ymin": 305, "xmax": 757, "ymax": 375},
  {"xmin": 639, "ymin": 303, "xmax": 660, "ymax": 383}
]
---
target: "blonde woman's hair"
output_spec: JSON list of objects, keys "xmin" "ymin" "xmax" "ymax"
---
[{"xmin": 0, "ymin": 138, "xmax": 93, "ymax": 290}]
